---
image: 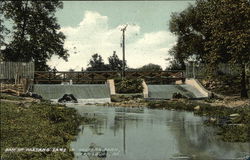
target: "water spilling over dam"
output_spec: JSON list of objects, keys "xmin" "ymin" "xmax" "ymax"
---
[
  {"xmin": 148, "ymin": 84, "xmax": 207, "ymax": 99},
  {"xmin": 33, "ymin": 84, "xmax": 111, "ymax": 103}
]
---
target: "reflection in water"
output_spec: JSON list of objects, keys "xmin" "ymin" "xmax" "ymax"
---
[
  {"xmin": 123, "ymin": 107, "xmax": 126, "ymax": 155},
  {"xmin": 70, "ymin": 105, "xmax": 250, "ymax": 160}
]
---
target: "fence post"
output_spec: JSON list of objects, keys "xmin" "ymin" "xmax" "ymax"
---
[{"xmin": 49, "ymin": 72, "xmax": 51, "ymax": 83}]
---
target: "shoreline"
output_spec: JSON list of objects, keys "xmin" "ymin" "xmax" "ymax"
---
[
  {"xmin": 98, "ymin": 97, "xmax": 250, "ymax": 143},
  {"xmin": 1, "ymin": 92, "xmax": 249, "ymax": 159},
  {"xmin": 0, "ymin": 93, "xmax": 92, "ymax": 160}
]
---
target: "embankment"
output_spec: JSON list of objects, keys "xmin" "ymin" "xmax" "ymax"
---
[{"xmin": 0, "ymin": 93, "xmax": 93, "ymax": 160}]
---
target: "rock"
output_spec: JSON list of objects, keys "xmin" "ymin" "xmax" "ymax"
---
[
  {"xmin": 31, "ymin": 93, "xmax": 42, "ymax": 99},
  {"xmin": 58, "ymin": 94, "xmax": 78, "ymax": 103},
  {"xmin": 229, "ymin": 113, "xmax": 240, "ymax": 118},
  {"xmin": 172, "ymin": 92, "xmax": 187, "ymax": 99},
  {"xmin": 228, "ymin": 123, "xmax": 245, "ymax": 127},
  {"xmin": 22, "ymin": 92, "xmax": 43, "ymax": 99},
  {"xmin": 209, "ymin": 117, "xmax": 217, "ymax": 122},
  {"xmin": 194, "ymin": 105, "xmax": 200, "ymax": 110}
]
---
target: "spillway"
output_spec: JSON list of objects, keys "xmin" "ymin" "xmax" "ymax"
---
[
  {"xmin": 148, "ymin": 84, "xmax": 207, "ymax": 99},
  {"xmin": 33, "ymin": 84, "xmax": 111, "ymax": 103}
]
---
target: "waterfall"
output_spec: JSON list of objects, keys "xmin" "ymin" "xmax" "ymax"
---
[
  {"xmin": 147, "ymin": 84, "xmax": 207, "ymax": 99},
  {"xmin": 33, "ymin": 84, "xmax": 111, "ymax": 104}
]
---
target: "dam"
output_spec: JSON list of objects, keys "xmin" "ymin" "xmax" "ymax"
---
[
  {"xmin": 33, "ymin": 84, "xmax": 111, "ymax": 103},
  {"xmin": 148, "ymin": 84, "xmax": 207, "ymax": 99},
  {"xmin": 31, "ymin": 71, "xmax": 210, "ymax": 102}
]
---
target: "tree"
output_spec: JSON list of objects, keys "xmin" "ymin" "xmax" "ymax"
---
[
  {"xmin": 167, "ymin": 59, "xmax": 184, "ymax": 71},
  {"xmin": 1, "ymin": 1, "xmax": 68, "ymax": 71},
  {"xmin": 201, "ymin": 0, "xmax": 250, "ymax": 98},
  {"xmin": 169, "ymin": 0, "xmax": 250, "ymax": 98},
  {"xmin": 86, "ymin": 53, "xmax": 109, "ymax": 71},
  {"xmin": 0, "ymin": 2, "xmax": 9, "ymax": 51},
  {"xmin": 108, "ymin": 52, "xmax": 125, "ymax": 71},
  {"xmin": 139, "ymin": 63, "xmax": 162, "ymax": 71}
]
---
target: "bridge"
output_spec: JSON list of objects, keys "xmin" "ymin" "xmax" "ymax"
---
[{"xmin": 34, "ymin": 70, "xmax": 185, "ymax": 84}]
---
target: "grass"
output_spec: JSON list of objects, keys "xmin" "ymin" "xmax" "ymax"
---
[
  {"xmin": 0, "ymin": 95, "xmax": 91, "ymax": 160},
  {"xmin": 0, "ymin": 93, "xmax": 26, "ymax": 101}
]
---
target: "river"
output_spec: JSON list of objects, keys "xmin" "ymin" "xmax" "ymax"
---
[{"xmin": 69, "ymin": 105, "xmax": 250, "ymax": 160}]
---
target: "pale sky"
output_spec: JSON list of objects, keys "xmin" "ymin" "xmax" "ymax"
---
[{"xmin": 39, "ymin": 1, "xmax": 195, "ymax": 70}]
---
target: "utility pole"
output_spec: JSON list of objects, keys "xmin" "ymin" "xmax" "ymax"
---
[{"xmin": 121, "ymin": 24, "xmax": 128, "ymax": 79}]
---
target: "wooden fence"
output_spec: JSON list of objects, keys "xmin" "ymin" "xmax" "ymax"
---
[
  {"xmin": 0, "ymin": 61, "xmax": 34, "ymax": 83},
  {"xmin": 185, "ymin": 63, "xmax": 250, "ymax": 78}
]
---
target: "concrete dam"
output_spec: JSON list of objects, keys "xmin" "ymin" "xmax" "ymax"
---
[
  {"xmin": 148, "ymin": 84, "xmax": 207, "ymax": 99},
  {"xmin": 33, "ymin": 79, "xmax": 210, "ymax": 103},
  {"xmin": 33, "ymin": 84, "xmax": 111, "ymax": 103}
]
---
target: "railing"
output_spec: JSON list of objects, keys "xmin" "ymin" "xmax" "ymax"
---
[{"xmin": 34, "ymin": 70, "xmax": 185, "ymax": 84}]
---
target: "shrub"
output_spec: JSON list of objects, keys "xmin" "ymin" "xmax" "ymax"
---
[{"xmin": 115, "ymin": 78, "xmax": 143, "ymax": 93}]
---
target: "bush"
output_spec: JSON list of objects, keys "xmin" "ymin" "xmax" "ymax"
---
[{"xmin": 115, "ymin": 78, "xmax": 143, "ymax": 93}]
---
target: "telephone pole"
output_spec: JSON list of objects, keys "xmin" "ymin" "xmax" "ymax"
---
[{"xmin": 121, "ymin": 24, "xmax": 128, "ymax": 79}]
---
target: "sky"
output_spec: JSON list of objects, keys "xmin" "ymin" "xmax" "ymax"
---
[{"xmin": 46, "ymin": 1, "xmax": 194, "ymax": 71}]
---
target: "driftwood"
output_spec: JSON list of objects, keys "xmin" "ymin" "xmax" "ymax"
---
[
  {"xmin": 0, "ymin": 83, "xmax": 24, "ymax": 96},
  {"xmin": 0, "ymin": 78, "xmax": 32, "ymax": 96}
]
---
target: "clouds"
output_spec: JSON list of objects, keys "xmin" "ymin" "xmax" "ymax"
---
[{"xmin": 48, "ymin": 11, "xmax": 176, "ymax": 71}]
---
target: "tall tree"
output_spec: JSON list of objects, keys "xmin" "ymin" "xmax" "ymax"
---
[
  {"xmin": 0, "ymin": 2, "xmax": 9, "ymax": 52},
  {"xmin": 108, "ymin": 52, "xmax": 125, "ymax": 71},
  {"xmin": 86, "ymin": 53, "xmax": 109, "ymax": 71},
  {"xmin": 202, "ymin": 0, "xmax": 250, "ymax": 98},
  {"xmin": 169, "ymin": 0, "xmax": 250, "ymax": 98},
  {"xmin": 1, "ymin": 1, "xmax": 68, "ymax": 70}
]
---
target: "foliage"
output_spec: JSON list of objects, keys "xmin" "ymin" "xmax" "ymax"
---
[
  {"xmin": 1, "ymin": 1, "xmax": 68, "ymax": 71},
  {"xmin": 86, "ymin": 53, "xmax": 126, "ymax": 71},
  {"xmin": 169, "ymin": 0, "xmax": 250, "ymax": 98},
  {"xmin": 111, "ymin": 94, "xmax": 143, "ymax": 102},
  {"xmin": 0, "ymin": 96, "xmax": 89, "ymax": 160},
  {"xmin": 86, "ymin": 53, "xmax": 109, "ymax": 71},
  {"xmin": 108, "ymin": 52, "xmax": 126, "ymax": 71},
  {"xmin": 115, "ymin": 78, "xmax": 143, "ymax": 93},
  {"xmin": 0, "ymin": 3, "xmax": 9, "ymax": 49},
  {"xmin": 138, "ymin": 63, "xmax": 162, "ymax": 71},
  {"xmin": 166, "ymin": 58, "xmax": 185, "ymax": 70}
]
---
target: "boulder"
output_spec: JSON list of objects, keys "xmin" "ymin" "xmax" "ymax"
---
[
  {"xmin": 172, "ymin": 92, "xmax": 187, "ymax": 99},
  {"xmin": 194, "ymin": 105, "xmax": 200, "ymax": 110},
  {"xmin": 229, "ymin": 113, "xmax": 240, "ymax": 118},
  {"xmin": 21, "ymin": 92, "xmax": 43, "ymax": 99},
  {"xmin": 58, "ymin": 94, "xmax": 78, "ymax": 103}
]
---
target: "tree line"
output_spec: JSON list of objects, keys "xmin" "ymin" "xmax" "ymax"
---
[
  {"xmin": 168, "ymin": 0, "xmax": 250, "ymax": 98},
  {"xmin": 69, "ymin": 52, "xmax": 163, "ymax": 72}
]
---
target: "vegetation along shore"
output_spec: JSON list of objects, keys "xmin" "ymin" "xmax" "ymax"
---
[{"xmin": 0, "ymin": 93, "xmax": 94, "ymax": 160}]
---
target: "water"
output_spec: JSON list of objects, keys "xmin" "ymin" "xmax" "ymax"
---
[{"xmin": 69, "ymin": 105, "xmax": 250, "ymax": 160}]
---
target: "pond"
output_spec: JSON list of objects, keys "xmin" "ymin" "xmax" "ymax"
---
[{"xmin": 69, "ymin": 105, "xmax": 250, "ymax": 160}]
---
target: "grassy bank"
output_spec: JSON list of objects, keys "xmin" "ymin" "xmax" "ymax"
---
[
  {"xmin": 148, "ymin": 99, "xmax": 250, "ymax": 142},
  {"xmin": 0, "ymin": 94, "xmax": 90, "ymax": 160}
]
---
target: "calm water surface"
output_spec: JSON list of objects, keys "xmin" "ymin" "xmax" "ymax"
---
[{"xmin": 69, "ymin": 105, "xmax": 250, "ymax": 160}]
